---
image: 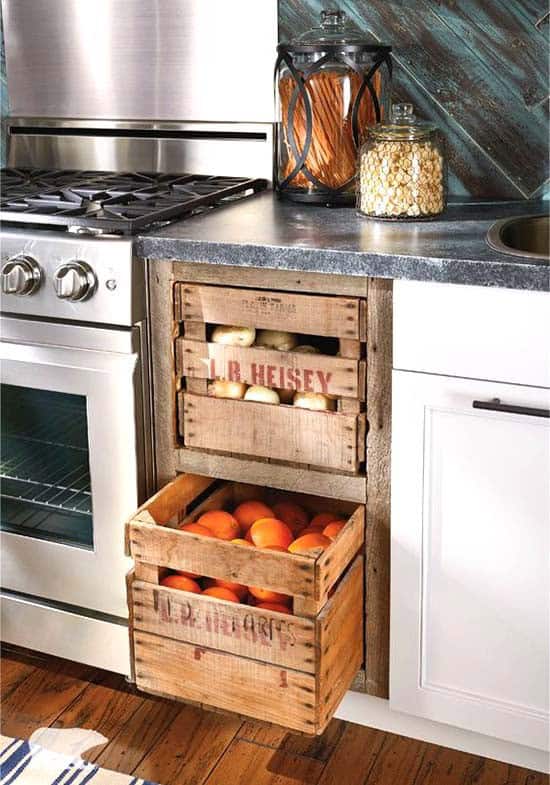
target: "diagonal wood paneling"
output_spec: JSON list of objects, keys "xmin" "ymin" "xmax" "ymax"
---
[{"xmin": 279, "ymin": 0, "xmax": 549, "ymax": 199}]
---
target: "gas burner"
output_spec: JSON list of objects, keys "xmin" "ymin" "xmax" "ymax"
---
[{"xmin": 0, "ymin": 169, "xmax": 267, "ymax": 235}]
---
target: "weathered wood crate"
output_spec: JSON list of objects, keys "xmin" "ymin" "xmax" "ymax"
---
[
  {"xmin": 173, "ymin": 283, "xmax": 367, "ymax": 474},
  {"xmin": 126, "ymin": 473, "xmax": 365, "ymax": 615},
  {"xmin": 126, "ymin": 473, "xmax": 364, "ymax": 734}
]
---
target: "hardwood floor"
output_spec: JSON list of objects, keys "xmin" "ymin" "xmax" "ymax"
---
[{"xmin": 0, "ymin": 645, "xmax": 545, "ymax": 785}]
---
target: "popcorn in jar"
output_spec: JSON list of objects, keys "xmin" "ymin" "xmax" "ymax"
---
[{"xmin": 358, "ymin": 103, "xmax": 446, "ymax": 219}]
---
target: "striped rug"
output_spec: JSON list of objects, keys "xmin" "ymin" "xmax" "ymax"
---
[{"xmin": 0, "ymin": 736, "xmax": 159, "ymax": 784}]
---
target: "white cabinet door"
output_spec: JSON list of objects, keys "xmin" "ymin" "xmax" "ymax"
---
[{"xmin": 390, "ymin": 371, "xmax": 550, "ymax": 751}]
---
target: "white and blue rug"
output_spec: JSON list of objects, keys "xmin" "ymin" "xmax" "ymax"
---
[{"xmin": 0, "ymin": 735, "xmax": 159, "ymax": 785}]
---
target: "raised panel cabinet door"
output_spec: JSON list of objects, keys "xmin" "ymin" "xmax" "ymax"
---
[{"xmin": 390, "ymin": 371, "xmax": 550, "ymax": 751}]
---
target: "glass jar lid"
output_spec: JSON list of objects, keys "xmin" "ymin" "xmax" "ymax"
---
[
  {"xmin": 281, "ymin": 8, "xmax": 389, "ymax": 51},
  {"xmin": 369, "ymin": 103, "xmax": 438, "ymax": 140},
  {"xmin": 293, "ymin": 9, "xmax": 372, "ymax": 45}
]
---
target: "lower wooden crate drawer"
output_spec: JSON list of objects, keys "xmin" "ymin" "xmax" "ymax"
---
[
  {"xmin": 180, "ymin": 393, "xmax": 366, "ymax": 473},
  {"xmin": 130, "ymin": 555, "xmax": 363, "ymax": 734}
]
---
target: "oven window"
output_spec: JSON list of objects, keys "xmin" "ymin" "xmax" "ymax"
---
[{"xmin": 0, "ymin": 384, "xmax": 93, "ymax": 549}]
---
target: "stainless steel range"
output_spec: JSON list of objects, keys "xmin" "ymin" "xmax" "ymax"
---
[
  {"xmin": 0, "ymin": 0, "xmax": 276, "ymax": 673},
  {"xmin": 0, "ymin": 169, "xmax": 267, "ymax": 672}
]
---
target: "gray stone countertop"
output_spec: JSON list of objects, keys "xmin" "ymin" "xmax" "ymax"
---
[{"xmin": 135, "ymin": 192, "xmax": 549, "ymax": 291}]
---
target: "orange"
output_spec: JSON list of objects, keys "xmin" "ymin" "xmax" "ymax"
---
[
  {"xmin": 323, "ymin": 520, "xmax": 346, "ymax": 540},
  {"xmin": 197, "ymin": 509, "xmax": 241, "ymax": 540},
  {"xmin": 260, "ymin": 545, "xmax": 288, "ymax": 552},
  {"xmin": 202, "ymin": 586, "xmax": 241, "ymax": 603},
  {"xmin": 203, "ymin": 577, "xmax": 248, "ymax": 601},
  {"xmin": 180, "ymin": 522, "xmax": 215, "ymax": 537},
  {"xmin": 256, "ymin": 602, "xmax": 293, "ymax": 615},
  {"xmin": 160, "ymin": 574, "xmax": 202, "ymax": 593},
  {"xmin": 233, "ymin": 500, "xmax": 274, "ymax": 531},
  {"xmin": 288, "ymin": 532, "xmax": 332, "ymax": 553},
  {"xmin": 244, "ymin": 528, "xmax": 254, "ymax": 543},
  {"xmin": 231, "ymin": 538, "xmax": 254, "ymax": 547},
  {"xmin": 272, "ymin": 501, "xmax": 309, "ymax": 535},
  {"xmin": 295, "ymin": 526, "xmax": 324, "ymax": 537},
  {"xmin": 248, "ymin": 586, "xmax": 292, "ymax": 605},
  {"xmin": 310, "ymin": 512, "xmax": 338, "ymax": 530},
  {"xmin": 249, "ymin": 518, "xmax": 294, "ymax": 549}
]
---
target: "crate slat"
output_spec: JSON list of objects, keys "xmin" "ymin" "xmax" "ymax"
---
[
  {"xmin": 176, "ymin": 338, "xmax": 365, "ymax": 400},
  {"xmin": 128, "ymin": 520, "xmax": 316, "ymax": 599},
  {"xmin": 132, "ymin": 580, "xmax": 317, "ymax": 673},
  {"xmin": 317, "ymin": 556, "xmax": 364, "ymax": 729},
  {"xmin": 174, "ymin": 450, "xmax": 367, "ymax": 503},
  {"xmin": 182, "ymin": 394, "xmax": 361, "ymax": 473},
  {"xmin": 176, "ymin": 284, "xmax": 362, "ymax": 339},
  {"xmin": 133, "ymin": 630, "xmax": 318, "ymax": 733}
]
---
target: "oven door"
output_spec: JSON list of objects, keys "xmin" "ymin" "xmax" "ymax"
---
[{"xmin": 0, "ymin": 317, "xmax": 150, "ymax": 619}]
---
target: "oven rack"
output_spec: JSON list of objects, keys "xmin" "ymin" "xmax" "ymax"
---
[
  {"xmin": 0, "ymin": 436, "xmax": 92, "ymax": 515},
  {"xmin": 1, "ymin": 495, "xmax": 93, "ymax": 547}
]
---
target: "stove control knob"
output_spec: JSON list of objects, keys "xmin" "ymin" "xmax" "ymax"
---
[
  {"xmin": 53, "ymin": 261, "xmax": 97, "ymax": 302},
  {"xmin": 1, "ymin": 255, "xmax": 42, "ymax": 296}
]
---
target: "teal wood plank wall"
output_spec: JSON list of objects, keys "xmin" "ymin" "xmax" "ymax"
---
[
  {"xmin": 279, "ymin": 0, "xmax": 549, "ymax": 199},
  {"xmin": 1, "ymin": 3, "xmax": 548, "ymax": 199}
]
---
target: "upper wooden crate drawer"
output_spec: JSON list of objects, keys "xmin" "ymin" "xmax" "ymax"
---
[{"xmin": 175, "ymin": 283, "xmax": 367, "ymax": 340}]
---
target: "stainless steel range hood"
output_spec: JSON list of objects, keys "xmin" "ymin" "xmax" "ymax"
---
[{"xmin": 2, "ymin": 0, "xmax": 277, "ymax": 178}]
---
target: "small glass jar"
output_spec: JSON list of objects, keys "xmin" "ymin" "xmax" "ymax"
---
[{"xmin": 357, "ymin": 103, "xmax": 446, "ymax": 219}]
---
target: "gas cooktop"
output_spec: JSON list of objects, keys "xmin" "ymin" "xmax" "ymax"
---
[{"xmin": 0, "ymin": 169, "xmax": 267, "ymax": 235}]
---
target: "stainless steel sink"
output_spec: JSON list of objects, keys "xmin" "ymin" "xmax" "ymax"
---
[{"xmin": 487, "ymin": 214, "xmax": 549, "ymax": 260}]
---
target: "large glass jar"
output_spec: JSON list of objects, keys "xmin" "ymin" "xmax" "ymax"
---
[
  {"xmin": 275, "ymin": 9, "xmax": 392, "ymax": 205},
  {"xmin": 358, "ymin": 103, "xmax": 447, "ymax": 219}
]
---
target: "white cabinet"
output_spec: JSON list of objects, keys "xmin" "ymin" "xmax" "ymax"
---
[{"xmin": 390, "ymin": 371, "xmax": 550, "ymax": 751}]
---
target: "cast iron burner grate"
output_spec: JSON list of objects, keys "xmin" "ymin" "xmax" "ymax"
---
[{"xmin": 0, "ymin": 169, "xmax": 267, "ymax": 234}]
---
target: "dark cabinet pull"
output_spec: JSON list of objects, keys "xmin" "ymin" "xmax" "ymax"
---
[{"xmin": 473, "ymin": 398, "xmax": 550, "ymax": 419}]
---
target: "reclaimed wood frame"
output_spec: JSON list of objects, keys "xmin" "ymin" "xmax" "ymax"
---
[{"xmin": 147, "ymin": 259, "xmax": 392, "ymax": 698}]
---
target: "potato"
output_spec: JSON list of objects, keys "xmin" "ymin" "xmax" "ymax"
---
[
  {"xmin": 244, "ymin": 385, "xmax": 280, "ymax": 405},
  {"xmin": 208, "ymin": 380, "xmax": 248, "ymax": 399},
  {"xmin": 255, "ymin": 329, "xmax": 298, "ymax": 351},
  {"xmin": 293, "ymin": 391, "xmax": 336, "ymax": 411},
  {"xmin": 292, "ymin": 344, "xmax": 320, "ymax": 354},
  {"xmin": 211, "ymin": 325, "xmax": 255, "ymax": 347}
]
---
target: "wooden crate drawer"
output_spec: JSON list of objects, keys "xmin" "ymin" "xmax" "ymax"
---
[
  {"xmin": 175, "ymin": 283, "xmax": 366, "ymax": 340},
  {"xmin": 181, "ymin": 393, "xmax": 365, "ymax": 473},
  {"xmin": 130, "ymin": 555, "xmax": 364, "ymax": 735},
  {"xmin": 126, "ymin": 473, "xmax": 365, "ymax": 616},
  {"xmin": 174, "ymin": 283, "xmax": 367, "ymax": 475}
]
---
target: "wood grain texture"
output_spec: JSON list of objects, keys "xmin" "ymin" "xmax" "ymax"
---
[
  {"xmin": 132, "ymin": 579, "xmax": 318, "ymax": 672},
  {"xmin": 131, "ymin": 704, "xmax": 241, "ymax": 785},
  {"xmin": 183, "ymin": 393, "xmax": 363, "ymax": 472},
  {"xmin": 365, "ymin": 278, "xmax": 392, "ymax": 698},
  {"xmin": 175, "ymin": 448, "xmax": 367, "ymax": 503},
  {"xmin": 172, "ymin": 260, "xmax": 369, "ymax": 298},
  {"xmin": 133, "ymin": 630, "xmax": 318, "ymax": 733},
  {"xmin": 176, "ymin": 283, "xmax": 364, "ymax": 339},
  {"xmin": 1, "ymin": 646, "xmax": 547, "ymax": 785},
  {"xmin": 0, "ymin": 656, "xmax": 97, "ymax": 738},
  {"xmin": 148, "ymin": 261, "xmax": 178, "ymax": 488},
  {"xmin": 279, "ymin": 0, "xmax": 549, "ymax": 198},
  {"xmin": 237, "ymin": 718, "xmax": 345, "ymax": 762},
  {"xmin": 205, "ymin": 739, "xmax": 325, "ymax": 785}
]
